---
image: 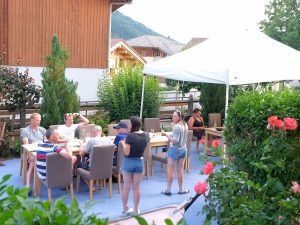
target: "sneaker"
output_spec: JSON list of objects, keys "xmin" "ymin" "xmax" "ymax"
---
[
  {"xmin": 122, "ymin": 207, "xmax": 134, "ymax": 215},
  {"xmin": 131, "ymin": 208, "xmax": 140, "ymax": 216}
]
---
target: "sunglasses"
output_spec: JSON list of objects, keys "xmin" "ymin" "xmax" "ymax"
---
[
  {"xmin": 175, "ymin": 110, "xmax": 181, "ymax": 116},
  {"xmin": 64, "ymin": 113, "xmax": 73, "ymax": 117}
]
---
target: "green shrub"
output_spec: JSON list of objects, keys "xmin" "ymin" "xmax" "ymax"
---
[
  {"xmin": 0, "ymin": 175, "xmax": 108, "ymax": 225},
  {"xmin": 88, "ymin": 110, "xmax": 111, "ymax": 135},
  {"xmin": 97, "ymin": 65, "xmax": 162, "ymax": 121},
  {"xmin": 225, "ymin": 89, "xmax": 300, "ymax": 183},
  {"xmin": 203, "ymin": 167, "xmax": 300, "ymax": 225},
  {"xmin": 202, "ymin": 89, "xmax": 300, "ymax": 224}
]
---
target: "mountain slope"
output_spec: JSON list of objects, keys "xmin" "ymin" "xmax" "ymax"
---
[{"xmin": 111, "ymin": 11, "xmax": 161, "ymax": 40}]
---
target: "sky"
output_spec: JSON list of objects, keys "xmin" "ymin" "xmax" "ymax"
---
[{"xmin": 118, "ymin": 0, "xmax": 271, "ymax": 44}]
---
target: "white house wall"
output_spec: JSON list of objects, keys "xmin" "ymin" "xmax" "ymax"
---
[{"xmin": 17, "ymin": 67, "xmax": 106, "ymax": 102}]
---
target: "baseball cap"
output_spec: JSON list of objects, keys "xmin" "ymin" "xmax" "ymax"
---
[{"xmin": 113, "ymin": 122, "xmax": 128, "ymax": 129}]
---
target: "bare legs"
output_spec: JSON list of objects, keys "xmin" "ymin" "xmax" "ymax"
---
[
  {"xmin": 121, "ymin": 172, "xmax": 142, "ymax": 212},
  {"xmin": 166, "ymin": 157, "xmax": 186, "ymax": 192},
  {"xmin": 25, "ymin": 155, "xmax": 35, "ymax": 188}
]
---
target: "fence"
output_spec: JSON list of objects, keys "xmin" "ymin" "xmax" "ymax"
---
[{"xmin": 0, "ymin": 91, "xmax": 199, "ymax": 128}]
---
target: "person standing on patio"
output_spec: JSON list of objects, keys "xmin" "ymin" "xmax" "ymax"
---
[
  {"xmin": 21, "ymin": 113, "xmax": 46, "ymax": 194},
  {"xmin": 120, "ymin": 116, "xmax": 148, "ymax": 215},
  {"xmin": 57, "ymin": 113, "xmax": 89, "ymax": 142},
  {"xmin": 161, "ymin": 110, "xmax": 189, "ymax": 196}
]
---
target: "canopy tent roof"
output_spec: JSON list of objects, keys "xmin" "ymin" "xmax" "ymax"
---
[{"xmin": 143, "ymin": 31, "xmax": 300, "ymax": 85}]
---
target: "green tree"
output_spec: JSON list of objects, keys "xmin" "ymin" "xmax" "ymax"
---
[
  {"xmin": 259, "ymin": 0, "xmax": 300, "ymax": 50},
  {"xmin": 40, "ymin": 35, "xmax": 80, "ymax": 128},
  {"xmin": 0, "ymin": 51, "xmax": 41, "ymax": 130},
  {"xmin": 199, "ymin": 83, "xmax": 226, "ymax": 123},
  {"xmin": 98, "ymin": 64, "xmax": 161, "ymax": 122}
]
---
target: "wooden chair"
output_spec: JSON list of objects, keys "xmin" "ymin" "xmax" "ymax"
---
[
  {"xmin": 37, "ymin": 152, "xmax": 74, "ymax": 202},
  {"xmin": 0, "ymin": 121, "xmax": 5, "ymax": 145},
  {"xmin": 184, "ymin": 130, "xmax": 193, "ymax": 173},
  {"xmin": 151, "ymin": 141, "xmax": 170, "ymax": 176},
  {"xmin": 208, "ymin": 113, "xmax": 222, "ymax": 128},
  {"xmin": 144, "ymin": 118, "xmax": 160, "ymax": 132},
  {"xmin": 112, "ymin": 143, "xmax": 125, "ymax": 193},
  {"xmin": 107, "ymin": 123, "xmax": 118, "ymax": 136},
  {"xmin": 76, "ymin": 144, "xmax": 114, "ymax": 202},
  {"xmin": 78, "ymin": 123, "xmax": 95, "ymax": 139}
]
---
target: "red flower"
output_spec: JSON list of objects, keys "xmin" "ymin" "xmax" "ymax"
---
[
  {"xmin": 291, "ymin": 181, "xmax": 300, "ymax": 193},
  {"xmin": 273, "ymin": 119, "xmax": 284, "ymax": 129},
  {"xmin": 194, "ymin": 181, "xmax": 208, "ymax": 194},
  {"xmin": 267, "ymin": 116, "xmax": 278, "ymax": 125},
  {"xmin": 203, "ymin": 162, "xmax": 214, "ymax": 175},
  {"xmin": 212, "ymin": 139, "xmax": 220, "ymax": 148},
  {"xmin": 199, "ymin": 138, "xmax": 205, "ymax": 144},
  {"xmin": 283, "ymin": 117, "xmax": 298, "ymax": 131}
]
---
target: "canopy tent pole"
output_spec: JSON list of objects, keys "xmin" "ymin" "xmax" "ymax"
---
[
  {"xmin": 225, "ymin": 84, "xmax": 229, "ymax": 119},
  {"xmin": 140, "ymin": 75, "xmax": 145, "ymax": 120}
]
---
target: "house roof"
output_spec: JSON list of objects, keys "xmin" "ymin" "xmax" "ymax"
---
[
  {"xmin": 126, "ymin": 35, "xmax": 184, "ymax": 56},
  {"xmin": 110, "ymin": 39, "xmax": 147, "ymax": 64},
  {"xmin": 182, "ymin": 37, "xmax": 208, "ymax": 51},
  {"xmin": 111, "ymin": 0, "xmax": 132, "ymax": 12}
]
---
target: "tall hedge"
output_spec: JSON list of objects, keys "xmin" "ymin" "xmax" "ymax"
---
[
  {"xmin": 97, "ymin": 65, "xmax": 161, "ymax": 122},
  {"xmin": 225, "ymin": 89, "xmax": 300, "ymax": 184}
]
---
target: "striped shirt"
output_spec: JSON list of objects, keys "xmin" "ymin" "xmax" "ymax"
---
[{"xmin": 36, "ymin": 142, "xmax": 63, "ymax": 180}]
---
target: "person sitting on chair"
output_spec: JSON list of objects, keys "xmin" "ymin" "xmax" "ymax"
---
[
  {"xmin": 36, "ymin": 128, "xmax": 77, "ymax": 180},
  {"xmin": 57, "ymin": 113, "xmax": 89, "ymax": 142},
  {"xmin": 20, "ymin": 113, "xmax": 46, "ymax": 195},
  {"xmin": 78, "ymin": 126, "xmax": 112, "ymax": 170}
]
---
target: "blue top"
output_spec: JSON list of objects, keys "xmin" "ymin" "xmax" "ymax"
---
[{"xmin": 113, "ymin": 133, "xmax": 127, "ymax": 147}]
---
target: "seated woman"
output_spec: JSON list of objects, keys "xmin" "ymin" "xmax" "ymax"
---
[
  {"xmin": 188, "ymin": 108, "xmax": 205, "ymax": 140},
  {"xmin": 188, "ymin": 108, "xmax": 214, "ymax": 155}
]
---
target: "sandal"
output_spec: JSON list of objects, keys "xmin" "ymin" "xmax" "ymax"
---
[
  {"xmin": 161, "ymin": 189, "xmax": 172, "ymax": 196},
  {"xmin": 122, "ymin": 207, "xmax": 133, "ymax": 215},
  {"xmin": 178, "ymin": 188, "xmax": 189, "ymax": 195}
]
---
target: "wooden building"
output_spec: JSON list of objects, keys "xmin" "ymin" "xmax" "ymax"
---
[
  {"xmin": 126, "ymin": 35, "xmax": 184, "ymax": 63},
  {"xmin": 109, "ymin": 39, "xmax": 146, "ymax": 75},
  {"xmin": 0, "ymin": 0, "xmax": 132, "ymax": 101}
]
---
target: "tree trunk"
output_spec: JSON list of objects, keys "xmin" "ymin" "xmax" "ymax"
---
[{"xmin": 20, "ymin": 104, "xmax": 26, "ymax": 128}]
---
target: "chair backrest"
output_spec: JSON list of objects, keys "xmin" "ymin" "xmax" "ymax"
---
[
  {"xmin": 0, "ymin": 121, "xmax": 6, "ymax": 143},
  {"xmin": 116, "ymin": 142, "xmax": 125, "ymax": 173},
  {"xmin": 144, "ymin": 118, "xmax": 160, "ymax": 132},
  {"xmin": 208, "ymin": 113, "xmax": 221, "ymax": 127},
  {"xmin": 79, "ymin": 124, "xmax": 96, "ymax": 139},
  {"xmin": 90, "ymin": 144, "xmax": 114, "ymax": 179},
  {"xmin": 120, "ymin": 119, "xmax": 131, "ymax": 132},
  {"xmin": 142, "ymin": 133, "xmax": 151, "ymax": 163},
  {"xmin": 186, "ymin": 130, "xmax": 193, "ymax": 156},
  {"xmin": 107, "ymin": 123, "xmax": 118, "ymax": 136},
  {"xmin": 46, "ymin": 153, "xmax": 72, "ymax": 188}
]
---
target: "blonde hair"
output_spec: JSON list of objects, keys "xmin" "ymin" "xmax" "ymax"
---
[{"xmin": 30, "ymin": 113, "xmax": 41, "ymax": 120}]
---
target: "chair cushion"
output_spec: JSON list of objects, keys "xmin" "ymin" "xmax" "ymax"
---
[{"xmin": 77, "ymin": 167, "xmax": 91, "ymax": 180}]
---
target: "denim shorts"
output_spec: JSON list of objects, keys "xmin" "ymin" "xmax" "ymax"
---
[
  {"xmin": 167, "ymin": 146, "xmax": 187, "ymax": 160},
  {"xmin": 122, "ymin": 157, "xmax": 144, "ymax": 174}
]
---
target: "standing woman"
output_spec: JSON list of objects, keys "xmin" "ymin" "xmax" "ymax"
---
[
  {"xmin": 161, "ymin": 110, "xmax": 189, "ymax": 196},
  {"xmin": 120, "ymin": 116, "xmax": 149, "ymax": 215}
]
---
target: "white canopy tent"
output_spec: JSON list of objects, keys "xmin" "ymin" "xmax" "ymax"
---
[{"xmin": 141, "ymin": 30, "xmax": 300, "ymax": 118}]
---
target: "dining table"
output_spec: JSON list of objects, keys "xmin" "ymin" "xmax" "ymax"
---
[{"xmin": 203, "ymin": 127, "xmax": 225, "ymax": 157}]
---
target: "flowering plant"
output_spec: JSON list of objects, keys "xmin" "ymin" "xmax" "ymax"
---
[{"xmin": 194, "ymin": 161, "xmax": 215, "ymax": 195}]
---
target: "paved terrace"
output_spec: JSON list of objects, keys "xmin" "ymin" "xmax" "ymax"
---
[{"xmin": 0, "ymin": 143, "xmax": 218, "ymax": 225}]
